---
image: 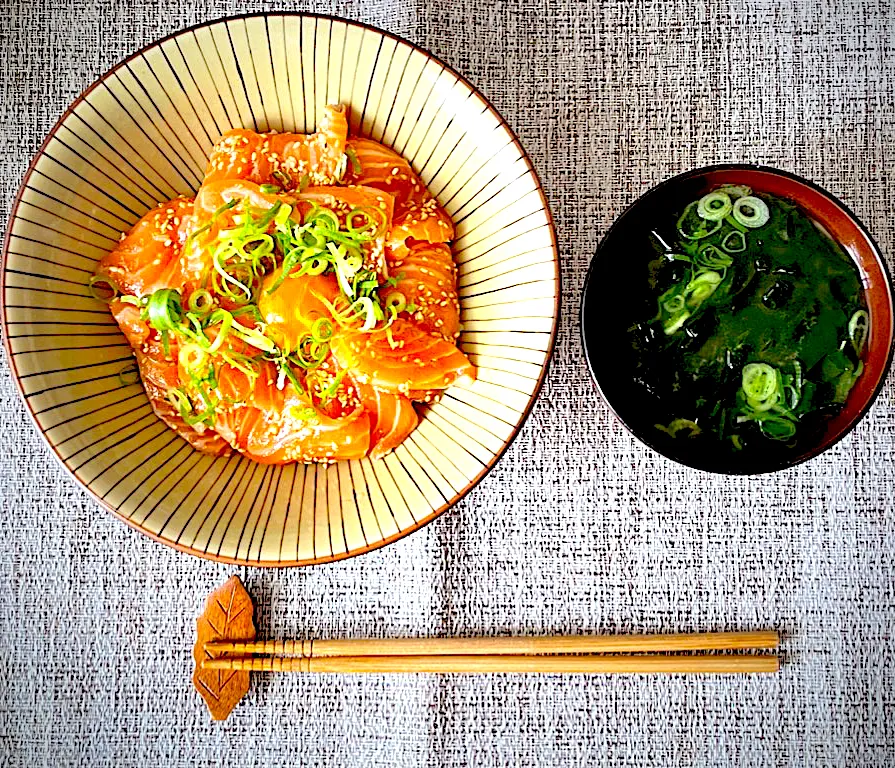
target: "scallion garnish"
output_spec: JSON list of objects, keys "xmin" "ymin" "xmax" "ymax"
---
[
  {"xmin": 732, "ymin": 196, "xmax": 770, "ymax": 228},
  {"xmin": 88, "ymin": 274, "xmax": 120, "ymax": 302},
  {"xmin": 345, "ymin": 146, "xmax": 361, "ymax": 175}
]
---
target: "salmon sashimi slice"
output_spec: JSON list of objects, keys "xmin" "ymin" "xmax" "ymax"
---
[
  {"xmin": 109, "ymin": 300, "xmax": 232, "ymax": 456},
  {"xmin": 257, "ymin": 272, "xmax": 341, "ymax": 353},
  {"xmin": 97, "ymin": 198, "xmax": 194, "ymax": 297},
  {"xmin": 330, "ymin": 318, "xmax": 475, "ymax": 395},
  {"xmin": 382, "ymin": 241, "xmax": 461, "ymax": 340},
  {"xmin": 203, "ymin": 105, "xmax": 348, "ymax": 188},
  {"xmin": 214, "ymin": 387, "xmax": 371, "ymax": 464},
  {"xmin": 352, "ymin": 377, "xmax": 418, "ymax": 460},
  {"xmin": 388, "ymin": 203, "xmax": 455, "ymax": 257},
  {"xmin": 344, "ymin": 138, "xmax": 454, "ymax": 256}
]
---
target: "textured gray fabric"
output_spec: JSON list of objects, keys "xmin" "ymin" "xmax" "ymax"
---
[{"xmin": 2, "ymin": 0, "xmax": 895, "ymax": 765}]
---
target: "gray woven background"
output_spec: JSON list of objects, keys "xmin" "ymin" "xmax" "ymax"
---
[{"xmin": 2, "ymin": 0, "xmax": 894, "ymax": 765}]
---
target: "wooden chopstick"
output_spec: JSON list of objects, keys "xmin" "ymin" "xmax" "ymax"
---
[
  {"xmin": 204, "ymin": 631, "xmax": 779, "ymax": 658},
  {"xmin": 201, "ymin": 653, "xmax": 779, "ymax": 674}
]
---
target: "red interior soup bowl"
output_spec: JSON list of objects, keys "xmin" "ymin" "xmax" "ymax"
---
[{"xmin": 581, "ymin": 165, "xmax": 894, "ymax": 474}]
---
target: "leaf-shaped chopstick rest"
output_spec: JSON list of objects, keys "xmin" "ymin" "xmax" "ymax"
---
[{"xmin": 193, "ymin": 575, "xmax": 256, "ymax": 720}]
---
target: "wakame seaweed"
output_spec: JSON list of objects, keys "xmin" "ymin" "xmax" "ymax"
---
[{"xmin": 630, "ymin": 185, "xmax": 868, "ymax": 457}]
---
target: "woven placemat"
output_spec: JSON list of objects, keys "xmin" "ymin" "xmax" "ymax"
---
[{"xmin": 1, "ymin": 0, "xmax": 893, "ymax": 765}]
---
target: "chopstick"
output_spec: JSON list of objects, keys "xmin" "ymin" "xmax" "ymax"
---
[
  {"xmin": 202, "ymin": 653, "xmax": 779, "ymax": 674},
  {"xmin": 200, "ymin": 631, "xmax": 780, "ymax": 675},
  {"xmin": 204, "ymin": 631, "xmax": 779, "ymax": 658}
]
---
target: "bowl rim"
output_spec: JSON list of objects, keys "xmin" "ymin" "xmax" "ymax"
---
[
  {"xmin": 580, "ymin": 162, "xmax": 894, "ymax": 475},
  {"xmin": 0, "ymin": 11, "xmax": 561, "ymax": 565}
]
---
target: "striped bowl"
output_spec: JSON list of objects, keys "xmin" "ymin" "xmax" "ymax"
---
[{"xmin": 2, "ymin": 14, "xmax": 559, "ymax": 565}]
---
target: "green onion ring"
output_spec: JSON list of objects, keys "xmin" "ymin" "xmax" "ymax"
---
[
  {"xmin": 311, "ymin": 317, "xmax": 334, "ymax": 342},
  {"xmin": 384, "ymin": 292, "xmax": 407, "ymax": 315},
  {"xmin": 741, "ymin": 362, "xmax": 781, "ymax": 412},
  {"xmin": 732, "ymin": 196, "xmax": 771, "ymax": 228},
  {"xmin": 677, "ymin": 202, "xmax": 723, "ymax": 240},
  {"xmin": 187, "ymin": 289, "xmax": 214, "ymax": 316},
  {"xmin": 721, "ymin": 230, "xmax": 747, "ymax": 253},
  {"xmin": 696, "ymin": 191, "xmax": 733, "ymax": 221},
  {"xmin": 848, "ymin": 309, "xmax": 869, "ymax": 355},
  {"xmin": 88, "ymin": 274, "xmax": 120, "ymax": 302},
  {"xmin": 117, "ymin": 362, "xmax": 141, "ymax": 387},
  {"xmin": 146, "ymin": 288, "xmax": 183, "ymax": 333}
]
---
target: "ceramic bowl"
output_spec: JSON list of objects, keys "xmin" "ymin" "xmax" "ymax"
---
[
  {"xmin": 581, "ymin": 164, "xmax": 893, "ymax": 474},
  {"xmin": 2, "ymin": 14, "xmax": 559, "ymax": 563}
]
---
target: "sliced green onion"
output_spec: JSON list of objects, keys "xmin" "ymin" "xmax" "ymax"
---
[
  {"xmin": 204, "ymin": 309, "xmax": 234, "ymax": 354},
  {"xmin": 732, "ymin": 196, "xmax": 770, "ymax": 228},
  {"xmin": 694, "ymin": 245, "xmax": 733, "ymax": 271},
  {"xmin": 346, "ymin": 207, "xmax": 382, "ymax": 237},
  {"xmin": 317, "ymin": 370, "xmax": 345, "ymax": 403},
  {"xmin": 848, "ymin": 309, "xmax": 869, "ymax": 355},
  {"xmin": 88, "ymin": 274, "xmax": 120, "ymax": 302},
  {"xmin": 306, "ymin": 206, "xmax": 340, "ymax": 231},
  {"xmin": 230, "ymin": 322, "xmax": 277, "ymax": 353},
  {"xmin": 290, "ymin": 405, "xmax": 319, "ymax": 422},
  {"xmin": 677, "ymin": 202, "xmax": 723, "ymax": 240},
  {"xmin": 220, "ymin": 351, "xmax": 260, "ymax": 386},
  {"xmin": 275, "ymin": 356, "xmax": 303, "ymax": 392},
  {"xmin": 655, "ymin": 418, "xmax": 701, "ymax": 438},
  {"xmin": 146, "ymin": 288, "xmax": 183, "ymax": 333},
  {"xmin": 260, "ymin": 183, "xmax": 281, "ymax": 194},
  {"xmin": 757, "ymin": 415, "xmax": 797, "ymax": 441},
  {"xmin": 187, "ymin": 289, "xmax": 214, "ymax": 316},
  {"xmin": 311, "ymin": 317, "xmax": 334, "ymax": 342},
  {"xmin": 167, "ymin": 387, "xmax": 193, "ymax": 414},
  {"xmin": 178, "ymin": 343, "xmax": 211, "ymax": 378},
  {"xmin": 118, "ymin": 362, "xmax": 141, "ymax": 387},
  {"xmin": 696, "ymin": 191, "xmax": 733, "ymax": 221},
  {"xmin": 298, "ymin": 173, "xmax": 310, "ymax": 192},
  {"xmin": 294, "ymin": 335, "xmax": 328, "ymax": 368},
  {"xmin": 384, "ymin": 292, "xmax": 407, "ymax": 315},
  {"xmin": 352, "ymin": 297, "xmax": 377, "ymax": 331},
  {"xmin": 212, "ymin": 244, "xmax": 255, "ymax": 302},
  {"xmin": 721, "ymin": 230, "xmax": 747, "ymax": 253},
  {"xmin": 685, "ymin": 271, "xmax": 722, "ymax": 306},
  {"xmin": 185, "ymin": 199, "xmax": 239, "ymax": 246},
  {"xmin": 741, "ymin": 362, "xmax": 781, "ymax": 412},
  {"xmin": 272, "ymin": 169, "xmax": 292, "ymax": 188},
  {"xmin": 345, "ymin": 146, "xmax": 362, "ymax": 175}
]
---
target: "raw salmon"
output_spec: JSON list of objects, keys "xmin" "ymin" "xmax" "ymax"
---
[
  {"xmin": 203, "ymin": 105, "xmax": 348, "ymax": 188},
  {"xmin": 109, "ymin": 299, "xmax": 231, "ymax": 456},
  {"xmin": 257, "ymin": 272, "xmax": 341, "ymax": 352},
  {"xmin": 97, "ymin": 198, "xmax": 194, "ymax": 297},
  {"xmin": 330, "ymin": 318, "xmax": 475, "ymax": 395},
  {"xmin": 351, "ymin": 377, "xmax": 418, "ymax": 460},
  {"xmin": 212, "ymin": 375, "xmax": 371, "ymax": 464},
  {"xmin": 98, "ymin": 114, "xmax": 472, "ymax": 465},
  {"xmin": 382, "ymin": 241, "xmax": 460, "ymax": 340},
  {"xmin": 344, "ymin": 138, "xmax": 454, "ymax": 257}
]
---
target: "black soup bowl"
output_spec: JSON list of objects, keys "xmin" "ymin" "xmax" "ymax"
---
[{"xmin": 581, "ymin": 164, "xmax": 894, "ymax": 474}]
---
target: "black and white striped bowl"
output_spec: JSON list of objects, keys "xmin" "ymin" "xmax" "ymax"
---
[{"xmin": 1, "ymin": 14, "xmax": 559, "ymax": 565}]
